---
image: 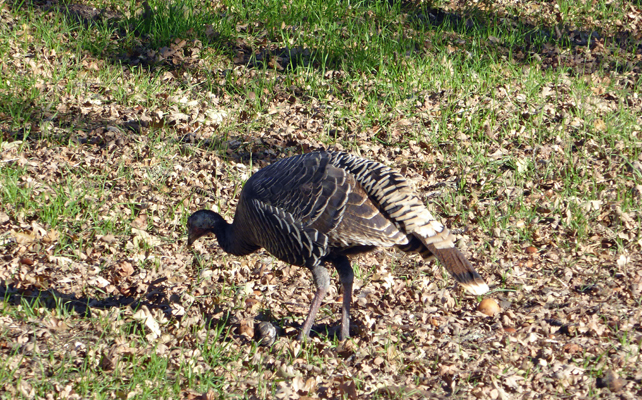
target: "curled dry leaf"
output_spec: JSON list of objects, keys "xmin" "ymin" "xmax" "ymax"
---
[
  {"xmin": 20, "ymin": 257, "xmax": 34, "ymax": 265},
  {"xmin": 337, "ymin": 338, "xmax": 358, "ymax": 358},
  {"xmin": 42, "ymin": 229, "xmax": 60, "ymax": 243},
  {"xmin": 48, "ymin": 255, "xmax": 73, "ymax": 266},
  {"xmin": 594, "ymin": 119, "xmax": 607, "ymax": 132},
  {"xmin": 130, "ymin": 228, "xmax": 161, "ymax": 248},
  {"xmin": 11, "ymin": 231, "xmax": 35, "ymax": 245},
  {"xmin": 200, "ymin": 390, "xmax": 217, "ymax": 400},
  {"xmin": 100, "ymin": 348, "xmax": 119, "ymax": 371},
  {"xmin": 238, "ymin": 319, "xmax": 254, "ymax": 339},
  {"xmin": 115, "ymin": 261, "xmax": 134, "ymax": 277},
  {"xmin": 100, "ymin": 234, "xmax": 117, "ymax": 244},
  {"xmin": 31, "ymin": 221, "xmax": 47, "ymax": 238},
  {"xmin": 43, "ymin": 316, "xmax": 67, "ymax": 332},
  {"xmin": 131, "ymin": 214, "xmax": 147, "ymax": 229},
  {"xmin": 89, "ymin": 276, "xmax": 111, "ymax": 288},
  {"xmin": 616, "ymin": 254, "xmax": 630, "ymax": 268},
  {"xmin": 132, "ymin": 306, "xmax": 161, "ymax": 340},
  {"xmin": 563, "ymin": 343, "xmax": 582, "ymax": 354},
  {"xmin": 374, "ymin": 386, "xmax": 431, "ymax": 398},
  {"xmin": 291, "ymin": 376, "xmax": 317, "ymax": 394},
  {"xmin": 337, "ymin": 380, "xmax": 358, "ymax": 400},
  {"xmin": 276, "ymin": 363, "xmax": 296, "ymax": 379}
]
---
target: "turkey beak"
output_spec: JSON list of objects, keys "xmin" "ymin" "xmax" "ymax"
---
[
  {"xmin": 187, "ymin": 227, "xmax": 206, "ymax": 246},
  {"xmin": 187, "ymin": 226, "xmax": 198, "ymax": 246}
]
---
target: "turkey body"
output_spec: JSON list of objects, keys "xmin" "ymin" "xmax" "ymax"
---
[{"xmin": 187, "ymin": 151, "xmax": 488, "ymax": 340}]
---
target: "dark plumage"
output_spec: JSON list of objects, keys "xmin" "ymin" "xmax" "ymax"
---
[{"xmin": 187, "ymin": 151, "xmax": 488, "ymax": 340}]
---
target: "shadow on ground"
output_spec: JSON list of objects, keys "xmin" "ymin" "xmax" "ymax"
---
[
  {"xmin": 0, "ymin": 279, "xmax": 172, "ymax": 318},
  {"xmin": 9, "ymin": 0, "xmax": 641, "ymax": 77},
  {"xmin": 3, "ymin": 0, "xmax": 638, "ymax": 163},
  {"xmin": 0, "ymin": 279, "xmax": 348, "ymax": 343}
]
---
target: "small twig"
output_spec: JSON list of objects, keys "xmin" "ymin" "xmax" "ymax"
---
[{"xmin": 553, "ymin": 276, "xmax": 569, "ymax": 289}]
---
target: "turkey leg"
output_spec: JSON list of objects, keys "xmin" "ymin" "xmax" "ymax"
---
[
  {"xmin": 298, "ymin": 264, "xmax": 330, "ymax": 340},
  {"xmin": 333, "ymin": 255, "xmax": 354, "ymax": 340}
]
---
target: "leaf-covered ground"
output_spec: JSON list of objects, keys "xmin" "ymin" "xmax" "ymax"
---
[{"xmin": 0, "ymin": 0, "xmax": 641, "ymax": 398}]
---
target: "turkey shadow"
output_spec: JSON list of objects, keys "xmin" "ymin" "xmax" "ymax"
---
[
  {"xmin": 0, "ymin": 279, "xmax": 327, "ymax": 344},
  {"xmin": 2, "ymin": 108, "xmax": 150, "ymax": 145},
  {"xmin": 0, "ymin": 279, "xmax": 235, "ymax": 340},
  {"xmin": 0, "ymin": 279, "xmax": 174, "ymax": 319}
]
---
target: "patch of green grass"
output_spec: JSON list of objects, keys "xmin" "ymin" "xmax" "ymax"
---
[{"xmin": 0, "ymin": 291, "xmax": 240, "ymax": 399}]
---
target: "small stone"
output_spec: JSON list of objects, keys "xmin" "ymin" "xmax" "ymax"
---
[
  {"xmin": 255, "ymin": 321, "xmax": 277, "ymax": 347},
  {"xmin": 597, "ymin": 370, "xmax": 625, "ymax": 392},
  {"xmin": 478, "ymin": 298, "xmax": 500, "ymax": 317}
]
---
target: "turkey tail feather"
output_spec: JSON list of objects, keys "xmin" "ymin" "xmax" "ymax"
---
[
  {"xmin": 428, "ymin": 245, "xmax": 489, "ymax": 295},
  {"xmin": 413, "ymin": 228, "xmax": 489, "ymax": 295}
]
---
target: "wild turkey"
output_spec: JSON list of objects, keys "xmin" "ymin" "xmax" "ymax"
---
[{"xmin": 187, "ymin": 151, "xmax": 489, "ymax": 340}]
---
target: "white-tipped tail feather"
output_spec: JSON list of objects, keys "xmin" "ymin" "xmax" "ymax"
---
[
  {"xmin": 427, "ymin": 244, "xmax": 489, "ymax": 295},
  {"xmin": 460, "ymin": 280, "xmax": 490, "ymax": 296},
  {"xmin": 412, "ymin": 226, "xmax": 488, "ymax": 295}
]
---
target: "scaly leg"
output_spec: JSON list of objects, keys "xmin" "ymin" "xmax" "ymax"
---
[
  {"xmin": 332, "ymin": 255, "xmax": 354, "ymax": 340},
  {"xmin": 298, "ymin": 264, "xmax": 330, "ymax": 340}
]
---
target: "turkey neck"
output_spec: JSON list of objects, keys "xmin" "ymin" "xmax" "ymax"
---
[{"xmin": 213, "ymin": 218, "xmax": 259, "ymax": 256}]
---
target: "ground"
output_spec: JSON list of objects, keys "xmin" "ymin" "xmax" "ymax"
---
[{"xmin": 0, "ymin": 0, "xmax": 641, "ymax": 398}]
